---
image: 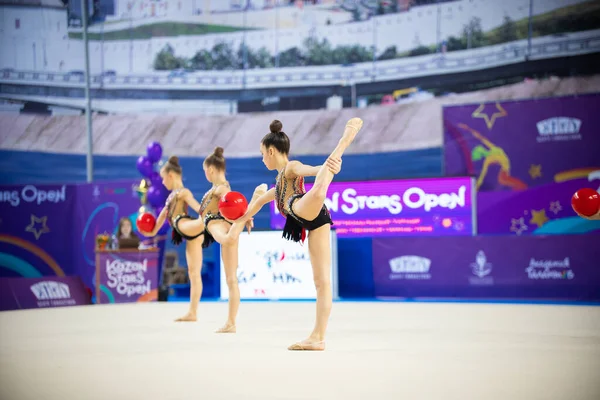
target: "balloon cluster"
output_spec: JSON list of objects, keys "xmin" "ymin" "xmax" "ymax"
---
[{"xmin": 134, "ymin": 142, "xmax": 170, "ymax": 235}]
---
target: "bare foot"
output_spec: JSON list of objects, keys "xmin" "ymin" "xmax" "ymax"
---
[
  {"xmin": 287, "ymin": 339, "xmax": 326, "ymax": 351},
  {"xmin": 175, "ymin": 313, "xmax": 197, "ymax": 322},
  {"xmin": 251, "ymin": 184, "xmax": 268, "ymax": 204},
  {"xmin": 341, "ymin": 117, "xmax": 363, "ymax": 146},
  {"xmin": 215, "ymin": 323, "xmax": 236, "ymax": 333}
]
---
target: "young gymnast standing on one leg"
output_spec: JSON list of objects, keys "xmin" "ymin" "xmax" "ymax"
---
[
  {"xmin": 227, "ymin": 117, "xmax": 363, "ymax": 351},
  {"xmin": 197, "ymin": 147, "xmax": 253, "ymax": 333},
  {"xmin": 139, "ymin": 156, "xmax": 207, "ymax": 322}
]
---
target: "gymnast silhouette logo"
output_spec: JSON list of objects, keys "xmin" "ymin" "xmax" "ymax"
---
[
  {"xmin": 458, "ymin": 123, "xmax": 527, "ymax": 191},
  {"xmin": 470, "ymin": 251, "xmax": 492, "ymax": 278}
]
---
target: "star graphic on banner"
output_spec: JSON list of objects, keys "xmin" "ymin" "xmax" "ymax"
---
[
  {"xmin": 510, "ymin": 217, "xmax": 528, "ymax": 235},
  {"xmin": 549, "ymin": 201, "xmax": 562, "ymax": 215},
  {"xmin": 529, "ymin": 209, "xmax": 549, "ymax": 228},
  {"xmin": 25, "ymin": 214, "xmax": 50, "ymax": 240},
  {"xmin": 472, "ymin": 102, "xmax": 508, "ymax": 130},
  {"xmin": 528, "ymin": 164, "xmax": 542, "ymax": 179}
]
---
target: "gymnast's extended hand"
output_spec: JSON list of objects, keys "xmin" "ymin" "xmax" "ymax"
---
[{"xmin": 245, "ymin": 218, "xmax": 254, "ymax": 234}]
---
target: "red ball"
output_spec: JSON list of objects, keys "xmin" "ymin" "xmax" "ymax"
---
[
  {"xmin": 571, "ymin": 188, "xmax": 600, "ymax": 217},
  {"xmin": 219, "ymin": 191, "xmax": 248, "ymax": 221},
  {"xmin": 136, "ymin": 212, "xmax": 156, "ymax": 233}
]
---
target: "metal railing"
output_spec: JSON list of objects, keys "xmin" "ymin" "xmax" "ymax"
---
[{"xmin": 1, "ymin": 30, "xmax": 599, "ymax": 92}]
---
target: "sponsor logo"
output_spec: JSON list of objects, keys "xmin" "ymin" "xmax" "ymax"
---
[
  {"xmin": 536, "ymin": 117, "xmax": 582, "ymax": 142},
  {"xmin": 525, "ymin": 257, "xmax": 574, "ymax": 280},
  {"xmin": 469, "ymin": 250, "xmax": 494, "ymax": 285},
  {"xmin": 388, "ymin": 255, "xmax": 432, "ymax": 280},
  {"xmin": 259, "ymin": 250, "xmax": 308, "ymax": 270},
  {"xmin": 30, "ymin": 281, "xmax": 76, "ymax": 307}
]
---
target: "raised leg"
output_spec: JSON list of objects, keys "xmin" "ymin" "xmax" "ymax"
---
[
  {"xmin": 176, "ymin": 217, "xmax": 205, "ymax": 237},
  {"xmin": 293, "ymin": 118, "xmax": 363, "ymax": 221}
]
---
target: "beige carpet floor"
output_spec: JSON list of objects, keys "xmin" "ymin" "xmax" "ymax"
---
[{"xmin": 1, "ymin": 301, "xmax": 599, "ymax": 400}]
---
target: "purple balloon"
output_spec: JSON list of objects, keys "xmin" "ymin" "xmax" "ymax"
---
[
  {"xmin": 149, "ymin": 171, "xmax": 161, "ymax": 187},
  {"xmin": 136, "ymin": 156, "xmax": 153, "ymax": 178},
  {"xmin": 159, "ymin": 183, "xmax": 170, "ymax": 201},
  {"xmin": 146, "ymin": 142, "xmax": 163, "ymax": 163},
  {"xmin": 147, "ymin": 185, "xmax": 163, "ymax": 208}
]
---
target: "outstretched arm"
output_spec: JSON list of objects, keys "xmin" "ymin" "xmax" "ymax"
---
[
  {"xmin": 458, "ymin": 123, "xmax": 495, "ymax": 149},
  {"xmin": 139, "ymin": 206, "xmax": 168, "ymax": 237},
  {"xmin": 180, "ymin": 189, "xmax": 202, "ymax": 214},
  {"xmin": 286, "ymin": 161, "xmax": 320, "ymax": 178},
  {"xmin": 286, "ymin": 158, "xmax": 342, "ymax": 179},
  {"xmin": 242, "ymin": 188, "xmax": 276, "ymax": 220}
]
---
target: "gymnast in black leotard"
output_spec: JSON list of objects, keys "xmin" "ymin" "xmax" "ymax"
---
[
  {"xmin": 196, "ymin": 147, "xmax": 250, "ymax": 333},
  {"xmin": 226, "ymin": 118, "xmax": 363, "ymax": 351},
  {"xmin": 139, "ymin": 156, "xmax": 206, "ymax": 322}
]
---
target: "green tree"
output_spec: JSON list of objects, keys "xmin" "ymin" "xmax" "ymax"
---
[
  {"xmin": 409, "ymin": 46, "xmax": 431, "ymax": 57},
  {"xmin": 238, "ymin": 44, "xmax": 274, "ymax": 69},
  {"xmin": 211, "ymin": 41, "xmax": 238, "ymax": 70},
  {"xmin": 445, "ymin": 35, "xmax": 466, "ymax": 51},
  {"xmin": 153, "ymin": 44, "xmax": 185, "ymax": 70},
  {"xmin": 377, "ymin": 45, "xmax": 397, "ymax": 61},
  {"xmin": 304, "ymin": 37, "xmax": 334, "ymax": 66},
  {"xmin": 190, "ymin": 49, "xmax": 213, "ymax": 70},
  {"xmin": 462, "ymin": 17, "xmax": 487, "ymax": 48},
  {"xmin": 492, "ymin": 15, "xmax": 518, "ymax": 44},
  {"xmin": 278, "ymin": 47, "xmax": 305, "ymax": 67}
]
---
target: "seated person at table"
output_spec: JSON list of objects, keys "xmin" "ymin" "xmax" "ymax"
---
[{"xmin": 117, "ymin": 217, "xmax": 140, "ymax": 249}]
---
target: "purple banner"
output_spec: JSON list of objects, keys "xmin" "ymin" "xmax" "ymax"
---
[
  {"xmin": 478, "ymin": 177, "xmax": 600, "ymax": 235},
  {"xmin": 372, "ymin": 235, "xmax": 600, "ymax": 300},
  {"xmin": 270, "ymin": 177, "xmax": 475, "ymax": 237},
  {"xmin": 443, "ymin": 94, "xmax": 600, "ymax": 192},
  {"xmin": 95, "ymin": 249, "xmax": 159, "ymax": 303},
  {"xmin": 0, "ymin": 184, "xmax": 75, "ymax": 278},
  {"xmin": 73, "ymin": 180, "xmax": 146, "ymax": 290},
  {"xmin": 0, "ymin": 181, "xmax": 168, "ymax": 296},
  {"xmin": 0, "ymin": 276, "xmax": 90, "ymax": 311}
]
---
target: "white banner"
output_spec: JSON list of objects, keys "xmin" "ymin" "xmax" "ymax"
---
[{"xmin": 219, "ymin": 230, "xmax": 338, "ymax": 300}]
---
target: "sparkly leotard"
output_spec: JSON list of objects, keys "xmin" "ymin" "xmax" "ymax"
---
[
  {"xmin": 165, "ymin": 188, "xmax": 204, "ymax": 245},
  {"xmin": 274, "ymin": 166, "xmax": 332, "ymax": 243},
  {"xmin": 199, "ymin": 182, "xmax": 232, "ymax": 247},
  {"xmin": 275, "ymin": 168, "xmax": 305, "ymax": 217}
]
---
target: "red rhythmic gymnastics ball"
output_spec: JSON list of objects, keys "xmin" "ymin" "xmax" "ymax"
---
[
  {"xmin": 219, "ymin": 191, "xmax": 248, "ymax": 221},
  {"xmin": 571, "ymin": 188, "xmax": 600, "ymax": 217},
  {"xmin": 136, "ymin": 212, "xmax": 156, "ymax": 233}
]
